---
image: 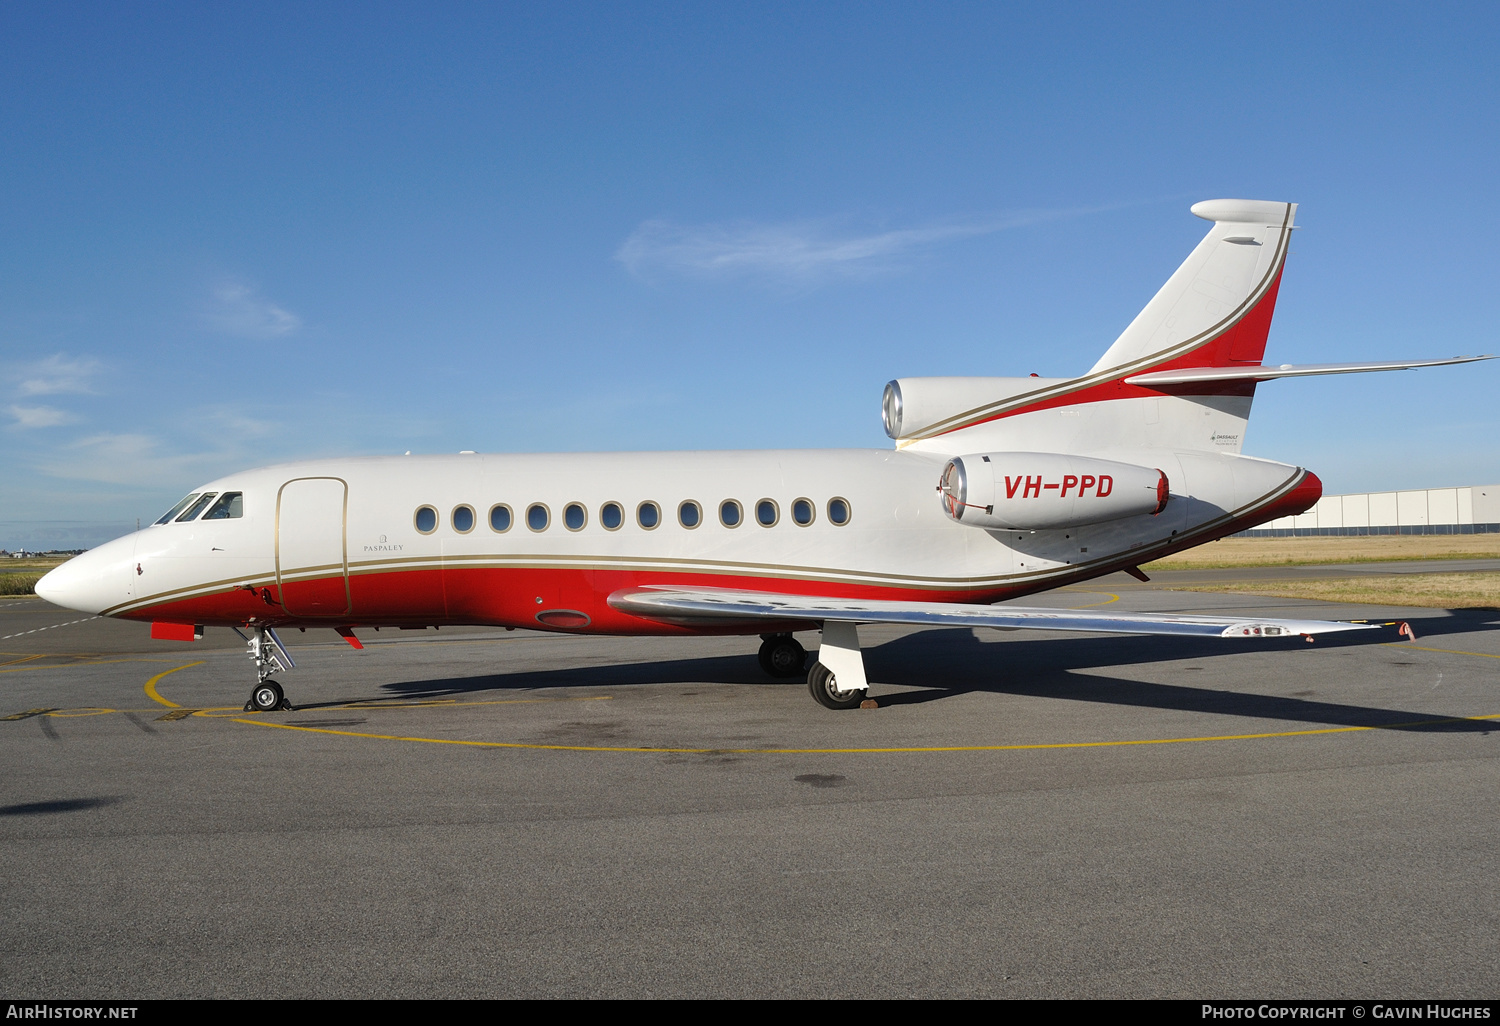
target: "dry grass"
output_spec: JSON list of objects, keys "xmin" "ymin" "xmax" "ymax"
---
[
  {"xmin": 1, "ymin": 557, "xmax": 71, "ymax": 571},
  {"xmin": 1144, "ymin": 534, "xmax": 1500, "ymax": 570},
  {"xmin": 1168, "ymin": 572, "xmax": 1500, "ymax": 609},
  {"xmin": 0, "ymin": 573, "xmax": 44, "ymax": 596}
]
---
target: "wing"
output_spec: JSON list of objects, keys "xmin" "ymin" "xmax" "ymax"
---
[{"xmin": 607, "ymin": 586, "xmax": 1380, "ymax": 640}]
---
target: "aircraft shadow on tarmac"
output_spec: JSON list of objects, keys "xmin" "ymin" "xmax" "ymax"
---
[
  {"xmin": 349, "ymin": 608, "xmax": 1500, "ymax": 736},
  {"xmin": 0, "ymin": 797, "xmax": 122, "ymax": 817}
]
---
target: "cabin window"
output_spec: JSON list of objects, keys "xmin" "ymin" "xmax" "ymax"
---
[
  {"xmin": 176, "ymin": 493, "xmax": 218, "ymax": 522},
  {"xmin": 719, "ymin": 500, "xmax": 742, "ymax": 528},
  {"xmin": 828, "ymin": 497, "xmax": 852, "ymax": 526},
  {"xmin": 415, "ymin": 506, "xmax": 438, "ymax": 533},
  {"xmin": 489, "ymin": 504, "xmax": 513, "ymax": 532},
  {"xmin": 678, "ymin": 501, "xmax": 702, "ymax": 529},
  {"xmin": 756, "ymin": 499, "xmax": 779, "ymax": 527},
  {"xmin": 452, "ymin": 505, "xmax": 476, "ymax": 533},
  {"xmin": 527, "ymin": 504, "xmax": 550, "ymax": 532},
  {"xmin": 201, "ymin": 492, "xmax": 244, "ymax": 520},
  {"xmin": 791, "ymin": 498, "xmax": 815, "ymax": 526},
  {"xmin": 637, "ymin": 501, "xmax": 660, "ymax": 530},
  {"xmin": 564, "ymin": 503, "xmax": 587, "ymax": 531},
  {"xmin": 155, "ymin": 494, "xmax": 201, "ymax": 525},
  {"xmin": 600, "ymin": 502, "xmax": 623, "ymax": 530}
]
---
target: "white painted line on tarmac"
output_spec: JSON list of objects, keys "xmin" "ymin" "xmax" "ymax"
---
[{"xmin": 0, "ymin": 616, "xmax": 100, "ymax": 641}]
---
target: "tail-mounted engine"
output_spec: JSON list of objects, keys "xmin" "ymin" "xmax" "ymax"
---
[{"xmin": 939, "ymin": 452, "xmax": 1169, "ymax": 531}]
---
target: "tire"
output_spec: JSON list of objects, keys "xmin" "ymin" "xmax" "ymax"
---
[
  {"xmin": 759, "ymin": 636, "xmax": 807, "ymax": 678},
  {"xmin": 250, "ymin": 680, "xmax": 284, "ymax": 713},
  {"xmin": 807, "ymin": 662, "xmax": 865, "ymax": 710}
]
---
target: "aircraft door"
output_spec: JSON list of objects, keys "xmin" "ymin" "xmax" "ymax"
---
[{"xmin": 276, "ymin": 477, "xmax": 351, "ymax": 617}]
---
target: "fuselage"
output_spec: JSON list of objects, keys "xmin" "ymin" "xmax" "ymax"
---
[
  {"xmin": 38, "ymin": 198, "xmax": 1337, "ymax": 639},
  {"xmin": 37, "ymin": 445, "xmax": 1319, "ymax": 635}
]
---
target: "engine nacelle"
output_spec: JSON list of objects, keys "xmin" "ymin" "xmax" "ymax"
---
[
  {"xmin": 939, "ymin": 452, "xmax": 1169, "ymax": 530},
  {"xmin": 882, "ymin": 376, "xmax": 1070, "ymax": 441}
]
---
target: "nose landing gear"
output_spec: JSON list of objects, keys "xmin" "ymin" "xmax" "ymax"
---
[{"xmin": 234, "ymin": 625, "xmax": 295, "ymax": 711}]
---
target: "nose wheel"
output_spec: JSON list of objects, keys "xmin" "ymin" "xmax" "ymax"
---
[{"xmin": 245, "ymin": 679, "xmax": 291, "ymax": 712}]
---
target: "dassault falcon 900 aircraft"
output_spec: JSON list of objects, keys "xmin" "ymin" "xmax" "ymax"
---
[{"xmin": 37, "ymin": 199, "xmax": 1490, "ymax": 712}]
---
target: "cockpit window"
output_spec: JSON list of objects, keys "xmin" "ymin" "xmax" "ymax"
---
[
  {"xmin": 175, "ymin": 492, "xmax": 219, "ymax": 522},
  {"xmin": 155, "ymin": 493, "xmax": 201, "ymax": 525},
  {"xmin": 201, "ymin": 492, "xmax": 244, "ymax": 520}
]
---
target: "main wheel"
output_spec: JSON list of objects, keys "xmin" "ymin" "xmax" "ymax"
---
[
  {"xmin": 250, "ymin": 680, "xmax": 284, "ymax": 713},
  {"xmin": 758, "ymin": 635, "xmax": 807, "ymax": 678},
  {"xmin": 807, "ymin": 662, "xmax": 865, "ymax": 710}
]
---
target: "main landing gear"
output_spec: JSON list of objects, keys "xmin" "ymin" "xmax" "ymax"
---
[
  {"xmin": 757, "ymin": 625, "xmax": 870, "ymax": 709},
  {"xmin": 758, "ymin": 633, "xmax": 807, "ymax": 678},
  {"xmin": 805, "ymin": 621, "xmax": 870, "ymax": 711},
  {"xmin": 235, "ymin": 625, "xmax": 296, "ymax": 712},
  {"xmin": 807, "ymin": 663, "xmax": 865, "ymax": 710}
]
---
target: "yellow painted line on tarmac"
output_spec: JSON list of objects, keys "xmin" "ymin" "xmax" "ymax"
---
[
  {"xmin": 0, "ymin": 654, "xmax": 44, "ymax": 667},
  {"xmin": 47, "ymin": 707, "xmax": 117, "ymax": 718},
  {"xmin": 172, "ymin": 706, "xmax": 248, "ymax": 719},
  {"xmin": 342, "ymin": 695, "xmax": 613, "ymax": 710},
  {"xmin": 1060, "ymin": 590, "xmax": 1120, "ymax": 609},
  {"xmin": 345, "ymin": 697, "xmax": 463, "ymax": 708},
  {"xmin": 0, "ymin": 708, "xmax": 55, "ymax": 721},
  {"xmin": 186, "ymin": 695, "xmax": 613, "ymax": 718},
  {"xmin": 1386, "ymin": 643, "xmax": 1500, "ymax": 660},
  {"xmin": 0, "ymin": 657, "xmax": 173, "ymax": 676},
  {"xmin": 144, "ymin": 662, "xmax": 204, "ymax": 708},
  {"xmin": 230, "ymin": 711, "xmax": 1500, "ymax": 756}
]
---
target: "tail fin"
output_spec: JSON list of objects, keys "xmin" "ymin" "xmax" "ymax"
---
[
  {"xmin": 894, "ymin": 199, "xmax": 1485, "ymax": 458},
  {"xmin": 896, "ymin": 200, "xmax": 1298, "ymax": 453},
  {"xmin": 1089, "ymin": 199, "xmax": 1296, "ymax": 376}
]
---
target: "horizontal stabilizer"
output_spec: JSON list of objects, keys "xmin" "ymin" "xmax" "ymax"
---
[
  {"xmin": 609, "ymin": 587, "xmax": 1379, "ymax": 640},
  {"xmin": 1125, "ymin": 355, "xmax": 1493, "ymax": 387}
]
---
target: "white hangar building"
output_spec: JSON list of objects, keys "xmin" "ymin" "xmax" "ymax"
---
[{"xmin": 1243, "ymin": 484, "xmax": 1500, "ymax": 537}]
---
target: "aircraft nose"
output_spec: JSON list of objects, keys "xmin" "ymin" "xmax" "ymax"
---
[{"xmin": 34, "ymin": 535, "xmax": 136, "ymax": 615}]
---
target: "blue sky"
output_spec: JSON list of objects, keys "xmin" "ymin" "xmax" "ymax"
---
[{"xmin": 3, "ymin": 2, "xmax": 1498, "ymax": 549}]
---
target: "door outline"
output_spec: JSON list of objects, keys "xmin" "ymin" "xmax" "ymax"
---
[{"xmin": 275, "ymin": 476, "xmax": 351, "ymax": 616}]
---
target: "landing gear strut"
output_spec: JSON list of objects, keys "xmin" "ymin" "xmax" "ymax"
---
[
  {"xmin": 758, "ymin": 633, "xmax": 807, "ymax": 678},
  {"xmin": 807, "ymin": 621, "xmax": 869, "ymax": 710},
  {"xmin": 236, "ymin": 625, "xmax": 295, "ymax": 711}
]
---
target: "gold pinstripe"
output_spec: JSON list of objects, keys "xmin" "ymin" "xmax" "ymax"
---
[
  {"xmin": 897, "ymin": 204, "xmax": 1295, "ymax": 443},
  {"xmin": 102, "ymin": 467, "xmax": 1306, "ymax": 619}
]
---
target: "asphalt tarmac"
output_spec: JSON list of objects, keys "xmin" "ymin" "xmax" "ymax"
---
[{"xmin": 1, "ymin": 564, "xmax": 1496, "ymax": 998}]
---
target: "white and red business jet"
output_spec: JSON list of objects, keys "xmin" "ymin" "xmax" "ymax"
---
[{"xmin": 37, "ymin": 199, "xmax": 1489, "ymax": 712}]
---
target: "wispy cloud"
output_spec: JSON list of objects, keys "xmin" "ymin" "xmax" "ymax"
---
[
  {"xmin": 615, "ymin": 206, "xmax": 1112, "ymax": 284},
  {"xmin": 31, "ymin": 407, "xmax": 285, "ymax": 489},
  {"xmin": 44, "ymin": 432, "xmax": 226, "ymax": 488},
  {"xmin": 7, "ymin": 404, "xmax": 76, "ymax": 429},
  {"xmin": 15, "ymin": 354, "xmax": 101, "ymax": 396},
  {"xmin": 203, "ymin": 280, "xmax": 302, "ymax": 339}
]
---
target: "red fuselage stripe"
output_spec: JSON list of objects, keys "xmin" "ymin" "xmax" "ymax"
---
[{"xmin": 130, "ymin": 469, "xmax": 1321, "ymax": 636}]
